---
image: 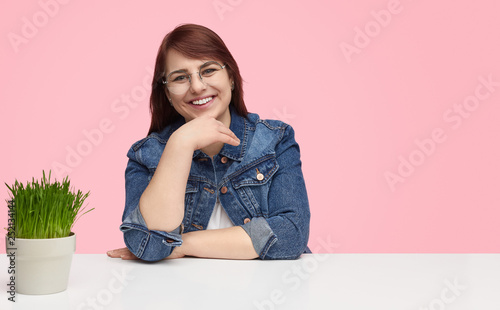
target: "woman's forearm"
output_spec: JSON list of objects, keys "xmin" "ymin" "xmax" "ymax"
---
[
  {"xmin": 181, "ymin": 226, "xmax": 259, "ymax": 259},
  {"xmin": 138, "ymin": 116, "xmax": 240, "ymax": 233},
  {"xmin": 139, "ymin": 136, "xmax": 192, "ymax": 232}
]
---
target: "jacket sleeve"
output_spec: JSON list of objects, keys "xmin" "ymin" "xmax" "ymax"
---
[
  {"xmin": 119, "ymin": 146, "xmax": 183, "ymax": 262},
  {"xmin": 241, "ymin": 125, "xmax": 310, "ymax": 259}
]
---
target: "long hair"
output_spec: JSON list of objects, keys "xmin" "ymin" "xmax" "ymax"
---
[{"xmin": 148, "ymin": 24, "xmax": 248, "ymax": 135}]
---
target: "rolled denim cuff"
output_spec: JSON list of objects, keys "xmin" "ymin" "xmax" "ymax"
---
[
  {"xmin": 120, "ymin": 205, "xmax": 183, "ymax": 261},
  {"xmin": 241, "ymin": 217, "xmax": 277, "ymax": 258}
]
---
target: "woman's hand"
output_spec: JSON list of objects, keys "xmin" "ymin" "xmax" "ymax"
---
[
  {"xmin": 106, "ymin": 246, "xmax": 185, "ymax": 260},
  {"xmin": 107, "ymin": 247, "xmax": 138, "ymax": 260},
  {"xmin": 170, "ymin": 114, "xmax": 240, "ymax": 152}
]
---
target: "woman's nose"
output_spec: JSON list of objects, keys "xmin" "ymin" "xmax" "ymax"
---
[{"xmin": 189, "ymin": 73, "xmax": 207, "ymax": 93}]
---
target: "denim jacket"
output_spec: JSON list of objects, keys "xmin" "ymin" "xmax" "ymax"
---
[{"xmin": 119, "ymin": 107, "xmax": 310, "ymax": 261}]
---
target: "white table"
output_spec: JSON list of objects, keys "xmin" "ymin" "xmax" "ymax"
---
[{"xmin": 1, "ymin": 254, "xmax": 499, "ymax": 309}]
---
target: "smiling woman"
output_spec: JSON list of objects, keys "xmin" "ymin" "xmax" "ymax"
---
[
  {"xmin": 162, "ymin": 48, "xmax": 234, "ymax": 127},
  {"xmin": 107, "ymin": 24, "xmax": 311, "ymax": 261},
  {"xmin": 147, "ymin": 23, "xmax": 247, "ymax": 134}
]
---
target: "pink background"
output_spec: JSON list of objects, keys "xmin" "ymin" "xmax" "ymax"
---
[{"xmin": 1, "ymin": 0, "xmax": 499, "ymax": 254}]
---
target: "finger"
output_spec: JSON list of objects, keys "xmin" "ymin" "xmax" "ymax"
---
[
  {"xmin": 216, "ymin": 123, "xmax": 234, "ymax": 135},
  {"xmin": 219, "ymin": 133, "xmax": 240, "ymax": 146},
  {"xmin": 222, "ymin": 133, "xmax": 240, "ymax": 146},
  {"xmin": 107, "ymin": 248, "xmax": 130, "ymax": 258},
  {"xmin": 224, "ymin": 135, "xmax": 240, "ymax": 146},
  {"xmin": 217, "ymin": 126, "xmax": 240, "ymax": 145},
  {"xmin": 107, "ymin": 250, "xmax": 121, "ymax": 258}
]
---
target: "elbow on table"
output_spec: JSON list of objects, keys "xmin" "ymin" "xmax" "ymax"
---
[
  {"xmin": 262, "ymin": 234, "xmax": 309, "ymax": 260},
  {"xmin": 122, "ymin": 228, "xmax": 176, "ymax": 262},
  {"xmin": 258, "ymin": 223, "xmax": 309, "ymax": 260},
  {"xmin": 244, "ymin": 216, "xmax": 310, "ymax": 260}
]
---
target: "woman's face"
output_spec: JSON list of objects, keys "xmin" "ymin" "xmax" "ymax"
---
[{"xmin": 165, "ymin": 49, "xmax": 233, "ymax": 126}]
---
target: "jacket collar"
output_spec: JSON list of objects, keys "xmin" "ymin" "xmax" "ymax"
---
[{"xmin": 219, "ymin": 107, "xmax": 247, "ymax": 161}]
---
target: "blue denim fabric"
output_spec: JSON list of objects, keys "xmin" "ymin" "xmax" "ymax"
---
[{"xmin": 120, "ymin": 107, "xmax": 310, "ymax": 261}]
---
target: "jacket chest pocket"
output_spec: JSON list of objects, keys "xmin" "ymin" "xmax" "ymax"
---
[{"xmin": 230, "ymin": 155, "xmax": 278, "ymax": 216}]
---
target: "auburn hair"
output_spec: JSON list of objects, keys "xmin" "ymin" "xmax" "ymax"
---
[{"xmin": 148, "ymin": 24, "xmax": 248, "ymax": 135}]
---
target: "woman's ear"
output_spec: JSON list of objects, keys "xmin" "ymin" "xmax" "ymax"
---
[{"xmin": 164, "ymin": 88, "xmax": 173, "ymax": 105}]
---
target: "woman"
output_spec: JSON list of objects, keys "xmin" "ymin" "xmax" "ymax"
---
[{"xmin": 107, "ymin": 24, "xmax": 310, "ymax": 261}]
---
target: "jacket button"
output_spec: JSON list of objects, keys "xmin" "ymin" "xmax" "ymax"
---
[
  {"xmin": 243, "ymin": 218, "xmax": 251, "ymax": 224},
  {"xmin": 221, "ymin": 186, "xmax": 228, "ymax": 194},
  {"xmin": 256, "ymin": 173, "xmax": 264, "ymax": 181},
  {"xmin": 221, "ymin": 156, "xmax": 228, "ymax": 164}
]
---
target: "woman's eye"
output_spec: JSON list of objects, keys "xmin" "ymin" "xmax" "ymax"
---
[
  {"xmin": 172, "ymin": 75, "xmax": 188, "ymax": 82},
  {"xmin": 201, "ymin": 68, "xmax": 217, "ymax": 76}
]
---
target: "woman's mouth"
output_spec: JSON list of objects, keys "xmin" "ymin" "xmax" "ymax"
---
[{"xmin": 190, "ymin": 96, "xmax": 214, "ymax": 106}]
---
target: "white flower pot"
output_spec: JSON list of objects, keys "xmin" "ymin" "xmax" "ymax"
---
[{"xmin": 6, "ymin": 233, "xmax": 76, "ymax": 295}]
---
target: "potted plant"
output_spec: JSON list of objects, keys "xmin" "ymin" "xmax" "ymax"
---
[{"xmin": 5, "ymin": 171, "xmax": 93, "ymax": 295}]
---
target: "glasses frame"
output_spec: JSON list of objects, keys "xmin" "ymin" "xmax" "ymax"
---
[{"xmin": 162, "ymin": 61, "xmax": 227, "ymax": 93}]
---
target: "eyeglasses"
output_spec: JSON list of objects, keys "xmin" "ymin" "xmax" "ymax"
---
[{"xmin": 162, "ymin": 61, "xmax": 227, "ymax": 95}]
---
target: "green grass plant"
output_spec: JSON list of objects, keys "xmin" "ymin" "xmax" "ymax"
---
[{"xmin": 6, "ymin": 171, "xmax": 93, "ymax": 239}]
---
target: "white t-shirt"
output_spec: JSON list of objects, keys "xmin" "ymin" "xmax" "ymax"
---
[{"xmin": 206, "ymin": 199, "xmax": 234, "ymax": 230}]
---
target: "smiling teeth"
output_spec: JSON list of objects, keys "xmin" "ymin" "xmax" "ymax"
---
[{"xmin": 192, "ymin": 97, "xmax": 212, "ymax": 105}]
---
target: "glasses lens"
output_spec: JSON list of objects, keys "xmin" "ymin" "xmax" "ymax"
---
[
  {"xmin": 166, "ymin": 71, "xmax": 190, "ymax": 95},
  {"xmin": 200, "ymin": 62, "xmax": 223, "ymax": 81}
]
